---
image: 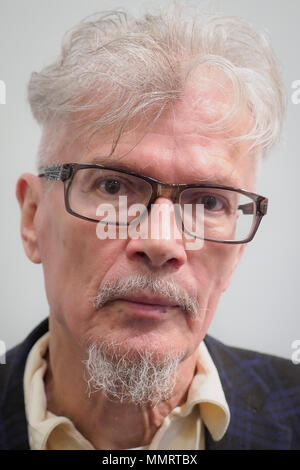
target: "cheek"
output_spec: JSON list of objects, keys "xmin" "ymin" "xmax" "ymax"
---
[
  {"xmin": 39, "ymin": 210, "xmax": 128, "ymax": 329},
  {"xmin": 188, "ymin": 243, "xmax": 241, "ymax": 336},
  {"xmin": 191, "ymin": 242, "xmax": 239, "ymax": 287}
]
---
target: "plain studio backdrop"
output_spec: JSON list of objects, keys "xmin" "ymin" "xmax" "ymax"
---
[{"xmin": 0, "ymin": 0, "xmax": 299, "ymax": 359}]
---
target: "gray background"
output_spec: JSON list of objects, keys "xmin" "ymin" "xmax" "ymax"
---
[{"xmin": 0, "ymin": 0, "xmax": 299, "ymax": 359}]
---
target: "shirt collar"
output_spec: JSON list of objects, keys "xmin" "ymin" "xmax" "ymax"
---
[{"xmin": 23, "ymin": 331, "xmax": 230, "ymax": 450}]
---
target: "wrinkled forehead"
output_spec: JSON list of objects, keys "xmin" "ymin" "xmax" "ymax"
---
[{"xmin": 40, "ymin": 67, "xmax": 258, "ymax": 186}]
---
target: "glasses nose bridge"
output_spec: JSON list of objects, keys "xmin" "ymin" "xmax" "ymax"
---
[{"xmin": 156, "ymin": 182, "xmax": 181, "ymax": 203}]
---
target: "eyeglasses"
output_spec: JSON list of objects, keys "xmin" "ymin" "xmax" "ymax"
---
[{"xmin": 38, "ymin": 162, "xmax": 268, "ymax": 244}]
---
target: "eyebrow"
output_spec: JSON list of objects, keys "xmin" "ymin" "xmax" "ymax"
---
[
  {"xmin": 187, "ymin": 172, "xmax": 241, "ymax": 188},
  {"xmin": 89, "ymin": 156, "xmax": 139, "ymax": 173},
  {"xmin": 88, "ymin": 156, "xmax": 241, "ymax": 189}
]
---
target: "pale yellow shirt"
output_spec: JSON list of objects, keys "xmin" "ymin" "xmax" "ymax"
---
[{"xmin": 23, "ymin": 332, "xmax": 230, "ymax": 450}]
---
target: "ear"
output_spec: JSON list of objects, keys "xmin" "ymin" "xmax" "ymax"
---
[
  {"xmin": 221, "ymin": 244, "xmax": 246, "ymax": 292},
  {"xmin": 16, "ymin": 173, "xmax": 43, "ymax": 264}
]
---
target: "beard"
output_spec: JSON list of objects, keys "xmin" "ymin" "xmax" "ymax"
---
[{"xmin": 83, "ymin": 340, "xmax": 185, "ymax": 406}]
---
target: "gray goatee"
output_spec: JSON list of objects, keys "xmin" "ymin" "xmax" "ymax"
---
[{"xmin": 83, "ymin": 341, "xmax": 184, "ymax": 405}]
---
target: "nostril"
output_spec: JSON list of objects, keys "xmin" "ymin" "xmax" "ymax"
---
[
  {"xmin": 126, "ymin": 239, "xmax": 187, "ymax": 269},
  {"xmin": 135, "ymin": 251, "xmax": 177, "ymax": 266},
  {"xmin": 168, "ymin": 258, "xmax": 180, "ymax": 269}
]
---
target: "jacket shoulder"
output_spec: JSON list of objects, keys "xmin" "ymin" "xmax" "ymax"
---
[
  {"xmin": 204, "ymin": 334, "xmax": 300, "ymax": 389},
  {"xmin": 0, "ymin": 318, "xmax": 49, "ymax": 450},
  {"xmin": 205, "ymin": 335, "xmax": 300, "ymax": 392},
  {"xmin": 204, "ymin": 335, "xmax": 300, "ymax": 449}
]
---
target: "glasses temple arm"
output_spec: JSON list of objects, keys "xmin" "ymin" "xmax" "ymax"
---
[
  {"xmin": 238, "ymin": 198, "xmax": 268, "ymax": 216},
  {"xmin": 38, "ymin": 164, "xmax": 72, "ymax": 181}
]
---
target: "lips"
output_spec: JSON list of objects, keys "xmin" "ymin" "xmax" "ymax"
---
[
  {"xmin": 113, "ymin": 293, "xmax": 178, "ymax": 308},
  {"xmin": 106, "ymin": 292, "xmax": 181, "ymax": 319}
]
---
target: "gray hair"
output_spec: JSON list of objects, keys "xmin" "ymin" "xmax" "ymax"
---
[
  {"xmin": 28, "ymin": 4, "xmax": 285, "ymax": 170},
  {"xmin": 83, "ymin": 340, "xmax": 184, "ymax": 405}
]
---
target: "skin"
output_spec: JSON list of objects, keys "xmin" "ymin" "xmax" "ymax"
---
[{"xmin": 16, "ymin": 78, "xmax": 259, "ymax": 449}]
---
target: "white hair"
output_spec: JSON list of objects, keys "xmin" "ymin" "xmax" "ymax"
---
[
  {"xmin": 83, "ymin": 340, "xmax": 184, "ymax": 405},
  {"xmin": 28, "ymin": 4, "xmax": 285, "ymax": 170}
]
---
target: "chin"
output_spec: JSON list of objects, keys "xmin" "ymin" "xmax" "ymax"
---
[
  {"xmin": 91, "ymin": 330, "xmax": 186, "ymax": 364},
  {"xmin": 84, "ymin": 333, "xmax": 187, "ymax": 405}
]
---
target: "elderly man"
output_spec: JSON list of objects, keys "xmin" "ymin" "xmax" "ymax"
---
[{"xmin": 1, "ymin": 7, "xmax": 299, "ymax": 450}]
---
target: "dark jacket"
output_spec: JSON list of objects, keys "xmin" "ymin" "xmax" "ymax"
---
[{"xmin": 0, "ymin": 318, "xmax": 299, "ymax": 450}]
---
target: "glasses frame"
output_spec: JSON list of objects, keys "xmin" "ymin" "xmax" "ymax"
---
[{"xmin": 38, "ymin": 162, "xmax": 268, "ymax": 244}]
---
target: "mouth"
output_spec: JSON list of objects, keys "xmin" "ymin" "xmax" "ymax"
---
[{"xmin": 110, "ymin": 294, "xmax": 180, "ymax": 319}]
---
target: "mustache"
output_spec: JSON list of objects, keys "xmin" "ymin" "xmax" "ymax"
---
[{"xmin": 93, "ymin": 274, "xmax": 202, "ymax": 319}]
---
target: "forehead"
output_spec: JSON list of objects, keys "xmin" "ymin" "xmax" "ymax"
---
[{"xmin": 59, "ymin": 71, "xmax": 258, "ymax": 189}]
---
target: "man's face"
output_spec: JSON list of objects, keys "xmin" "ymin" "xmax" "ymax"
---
[{"xmin": 20, "ymin": 78, "xmax": 258, "ymax": 366}]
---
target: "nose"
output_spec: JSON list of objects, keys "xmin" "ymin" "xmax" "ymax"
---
[{"xmin": 125, "ymin": 197, "xmax": 187, "ymax": 270}]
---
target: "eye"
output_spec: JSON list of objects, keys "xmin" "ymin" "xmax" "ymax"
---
[
  {"xmin": 99, "ymin": 179, "xmax": 123, "ymax": 195},
  {"xmin": 90, "ymin": 177, "xmax": 129, "ymax": 196},
  {"xmin": 201, "ymin": 194, "xmax": 226, "ymax": 211}
]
